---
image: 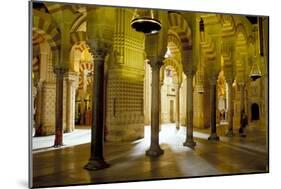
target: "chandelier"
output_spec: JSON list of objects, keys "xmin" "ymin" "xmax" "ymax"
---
[
  {"xmin": 249, "ymin": 56, "xmax": 262, "ymax": 81},
  {"xmin": 199, "ymin": 17, "xmax": 206, "ymax": 42},
  {"xmin": 131, "ymin": 9, "xmax": 162, "ymax": 34}
]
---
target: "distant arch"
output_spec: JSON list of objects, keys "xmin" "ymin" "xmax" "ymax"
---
[
  {"xmin": 168, "ymin": 12, "xmax": 192, "ymax": 51},
  {"xmin": 33, "ymin": 9, "xmax": 61, "ymax": 65},
  {"xmin": 251, "ymin": 103, "xmax": 260, "ymax": 121}
]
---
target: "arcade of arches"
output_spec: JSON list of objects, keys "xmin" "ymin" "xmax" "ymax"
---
[{"xmin": 31, "ymin": 2, "xmax": 269, "ymax": 187}]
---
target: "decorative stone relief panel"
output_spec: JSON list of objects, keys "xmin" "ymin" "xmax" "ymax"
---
[
  {"xmin": 40, "ymin": 82, "xmax": 56, "ymax": 135},
  {"xmin": 105, "ymin": 9, "xmax": 145, "ymax": 142},
  {"xmin": 37, "ymin": 79, "xmax": 68, "ymax": 136},
  {"xmin": 106, "ymin": 68, "xmax": 145, "ymax": 141},
  {"xmin": 193, "ymin": 85, "xmax": 205, "ymax": 128}
]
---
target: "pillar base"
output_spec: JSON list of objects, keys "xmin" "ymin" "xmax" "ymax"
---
[
  {"xmin": 65, "ymin": 128, "xmax": 74, "ymax": 133},
  {"xmin": 226, "ymin": 130, "xmax": 234, "ymax": 137},
  {"xmin": 183, "ymin": 139, "xmax": 196, "ymax": 148},
  {"xmin": 53, "ymin": 144, "xmax": 64, "ymax": 148},
  {"xmin": 146, "ymin": 146, "xmax": 164, "ymax": 157},
  {"xmin": 208, "ymin": 133, "xmax": 220, "ymax": 141},
  {"xmin": 84, "ymin": 158, "xmax": 110, "ymax": 171}
]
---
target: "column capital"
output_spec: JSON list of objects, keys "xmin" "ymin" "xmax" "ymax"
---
[
  {"xmin": 236, "ymin": 82, "xmax": 245, "ymax": 91},
  {"xmin": 224, "ymin": 64, "xmax": 234, "ymax": 81},
  {"xmin": 66, "ymin": 79, "xmax": 75, "ymax": 87},
  {"xmin": 65, "ymin": 71, "xmax": 79, "ymax": 79},
  {"xmin": 90, "ymin": 48, "xmax": 108, "ymax": 61},
  {"xmin": 225, "ymin": 77, "xmax": 234, "ymax": 85},
  {"xmin": 148, "ymin": 59, "xmax": 164, "ymax": 70},
  {"xmin": 184, "ymin": 69, "xmax": 195, "ymax": 79},
  {"xmin": 208, "ymin": 74, "xmax": 218, "ymax": 85},
  {"xmin": 185, "ymin": 73, "xmax": 194, "ymax": 79},
  {"xmin": 53, "ymin": 67, "xmax": 67, "ymax": 77}
]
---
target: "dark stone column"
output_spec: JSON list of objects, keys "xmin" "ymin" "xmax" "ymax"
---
[
  {"xmin": 159, "ymin": 81, "xmax": 164, "ymax": 128},
  {"xmin": 240, "ymin": 84, "xmax": 245, "ymax": 114},
  {"xmin": 176, "ymin": 85, "xmax": 180, "ymax": 130},
  {"xmin": 34, "ymin": 81, "xmax": 42, "ymax": 136},
  {"xmin": 84, "ymin": 50, "xmax": 109, "ymax": 170},
  {"xmin": 146, "ymin": 61, "xmax": 164, "ymax": 157},
  {"xmin": 226, "ymin": 80, "xmax": 234, "ymax": 137},
  {"xmin": 238, "ymin": 83, "xmax": 246, "ymax": 135},
  {"xmin": 208, "ymin": 77, "xmax": 220, "ymax": 141},
  {"xmin": 183, "ymin": 73, "xmax": 196, "ymax": 148},
  {"xmin": 54, "ymin": 68, "xmax": 66, "ymax": 147}
]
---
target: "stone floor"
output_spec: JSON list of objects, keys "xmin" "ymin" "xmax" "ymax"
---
[
  {"xmin": 32, "ymin": 123, "xmax": 268, "ymax": 188},
  {"xmin": 32, "ymin": 126, "xmax": 91, "ymax": 153}
]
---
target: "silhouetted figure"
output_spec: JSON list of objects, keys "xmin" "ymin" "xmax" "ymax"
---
[{"xmin": 239, "ymin": 110, "xmax": 248, "ymax": 137}]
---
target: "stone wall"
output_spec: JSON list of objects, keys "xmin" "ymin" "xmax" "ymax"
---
[
  {"xmin": 106, "ymin": 68, "xmax": 145, "ymax": 141},
  {"xmin": 106, "ymin": 9, "xmax": 145, "ymax": 141}
]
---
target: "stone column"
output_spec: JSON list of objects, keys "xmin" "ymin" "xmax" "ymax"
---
[
  {"xmin": 240, "ymin": 84, "xmax": 245, "ymax": 112},
  {"xmin": 183, "ymin": 73, "xmax": 196, "ymax": 147},
  {"xmin": 34, "ymin": 81, "xmax": 42, "ymax": 136},
  {"xmin": 53, "ymin": 67, "xmax": 66, "ymax": 147},
  {"xmin": 159, "ymin": 81, "xmax": 164, "ymax": 126},
  {"xmin": 84, "ymin": 49, "xmax": 109, "ymax": 170},
  {"xmin": 32, "ymin": 85, "xmax": 37, "ymax": 137},
  {"xmin": 146, "ymin": 61, "xmax": 164, "ymax": 157},
  {"xmin": 226, "ymin": 79, "xmax": 234, "ymax": 136},
  {"xmin": 208, "ymin": 76, "xmax": 220, "ymax": 141},
  {"xmin": 239, "ymin": 83, "xmax": 246, "ymax": 129},
  {"xmin": 65, "ymin": 74, "xmax": 76, "ymax": 133},
  {"xmin": 245, "ymin": 89, "xmax": 249, "ymax": 117},
  {"xmin": 176, "ymin": 85, "xmax": 180, "ymax": 130}
]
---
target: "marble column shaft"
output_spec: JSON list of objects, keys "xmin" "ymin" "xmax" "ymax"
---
[
  {"xmin": 226, "ymin": 81, "xmax": 234, "ymax": 136},
  {"xmin": 66, "ymin": 79, "xmax": 74, "ymax": 133},
  {"xmin": 183, "ymin": 74, "xmax": 196, "ymax": 147},
  {"xmin": 176, "ymin": 86, "xmax": 180, "ymax": 130},
  {"xmin": 240, "ymin": 84, "xmax": 245, "ymax": 113},
  {"xmin": 159, "ymin": 82, "xmax": 163, "ymax": 125},
  {"xmin": 54, "ymin": 68, "xmax": 66, "ymax": 147},
  {"xmin": 85, "ymin": 50, "xmax": 109, "ymax": 170},
  {"xmin": 34, "ymin": 82, "xmax": 42, "ymax": 136},
  {"xmin": 146, "ymin": 61, "xmax": 164, "ymax": 157},
  {"xmin": 208, "ymin": 78, "xmax": 220, "ymax": 141},
  {"xmin": 239, "ymin": 84, "xmax": 246, "ymax": 129}
]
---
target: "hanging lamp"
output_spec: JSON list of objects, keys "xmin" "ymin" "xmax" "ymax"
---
[
  {"xmin": 249, "ymin": 56, "xmax": 262, "ymax": 81},
  {"xmin": 131, "ymin": 9, "xmax": 162, "ymax": 34},
  {"xmin": 199, "ymin": 17, "xmax": 206, "ymax": 42}
]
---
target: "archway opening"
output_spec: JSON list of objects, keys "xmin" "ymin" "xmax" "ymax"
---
[
  {"xmin": 161, "ymin": 65, "xmax": 179, "ymax": 124},
  {"xmin": 70, "ymin": 42, "xmax": 94, "ymax": 127},
  {"xmin": 251, "ymin": 103, "xmax": 260, "ymax": 121},
  {"xmin": 217, "ymin": 71, "xmax": 227, "ymax": 124}
]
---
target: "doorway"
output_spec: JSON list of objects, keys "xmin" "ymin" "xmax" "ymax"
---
[{"xmin": 251, "ymin": 103, "xmax": 260, "ymax": 121}]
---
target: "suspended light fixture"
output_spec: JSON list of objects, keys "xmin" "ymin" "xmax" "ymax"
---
[
  {"xmin": 131, "ymin": 9, "xmax": 162, "ymax": 34},
  {"xmin": 197, "ymin": 84, "xmax": 205, "ymax": 94},
  {"xmin": 249, "ymin": 56, "xmax": 262, "ymax": 81},
  {"xmin": 199, "ymin": 17, "xmax": 206, "ymax": 42}
]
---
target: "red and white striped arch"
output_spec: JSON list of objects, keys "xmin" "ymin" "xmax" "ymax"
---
[{"xmin": 168, "ymin": 12, "xmax": 192, "ymax": 51}]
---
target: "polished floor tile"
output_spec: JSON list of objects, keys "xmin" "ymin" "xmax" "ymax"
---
[{"xmin": 32, "ymin": 123, "xmax": 268, "ymax": 188}]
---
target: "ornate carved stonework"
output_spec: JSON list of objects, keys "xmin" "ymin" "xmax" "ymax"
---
[
  {"xmin": 40, "ymin": 82, "xmax": 56, "ymax": 135},
  {"xmin": 106, "ymin": 68, "xmax": 145, "ymax": 141}
]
